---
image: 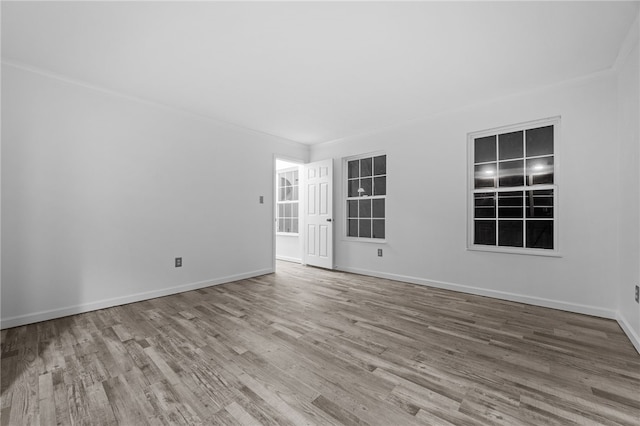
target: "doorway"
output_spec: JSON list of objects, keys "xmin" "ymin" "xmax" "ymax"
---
[
  {"xmin": 275, "ymin": 158, "xmax": 304, "ymax": 264},
  {"xmin": 274, "ymin": 157, "xmax": 334, "ymax": 270}
]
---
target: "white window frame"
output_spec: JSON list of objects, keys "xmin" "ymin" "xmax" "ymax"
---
[
  {"xmin": 467, "ymin": 116, "xmax": 561, "ymax": 257},
  {"xmin": 343, "ymin": 151, "xmax": 387, "ymax": 243},
  {"xmin": 276, "ymin": 166, "xmax": 300, "ymax": 236}
]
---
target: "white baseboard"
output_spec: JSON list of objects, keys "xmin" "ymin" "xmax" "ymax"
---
[
  {"xmin": 616, "ymin": 312, "xmax": 640, "ymax": 355},
  {"xmin": 275, "ymin": 255, "xmax": 302, "ymax": 264},
  {"xmin": 336, "ymin": 266, "xmax": 617, "ymax": 320},
  {"xmin": 0, "ymin": 268, "xmax": 274, "ymax": 329}
]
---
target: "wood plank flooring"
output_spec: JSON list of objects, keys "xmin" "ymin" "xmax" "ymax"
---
[{"xmin": 2, "ymin": 261, "xmax": 639, "ymax": 425}]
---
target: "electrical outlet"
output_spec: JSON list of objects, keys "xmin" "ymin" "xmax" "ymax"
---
[
  {"xmin": 259, "ymin": 196, "xmax": 264, "ymax": 204},
  {"xmin": 635, "ymin": 285, "xmax": 639, "ymax": 303},
  {"xmin": 378, "ymin": 249, "xmax": 383, "ymax": 257},
  {"xmin": 175, "ymin": 257, "xmax": 182, "ymax": 268}
]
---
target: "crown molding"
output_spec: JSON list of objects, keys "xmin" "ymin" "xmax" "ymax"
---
[
  {"xmin": 1, "ymin": 58, "xmax": 309, "ymax": 150},
  {"xmin": 312, "ymin": 67, "xmax": 616, "ymax": 150},
  {"xmin": 613, "ymin": 11, "xmax": 639, "ymax": 72}
]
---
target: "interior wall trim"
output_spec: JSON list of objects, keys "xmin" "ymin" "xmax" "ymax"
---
[
  {"xmin": 0, "ymin": 268, "xmax": 274, "ymax": 330},
  {"xmin": 612, "ymin": 12, "xmax": 639, "ymax": 71},
  {"xmin": 1, "ymin": 59, "xmax": 306, "ymax": 149},
  {"xmin": 337, "ymin": 266, "xmax": 640, "ymax": 353},
  {"xmin": 616, "ymin": 311, "xmax": 640, "ymax": 354},
  {"xmin": 275, "ymin": 256, "xmax": 302, "ymax": 264},
  {"xmin": 336, "ymin": 266, "xmax": 621, "ymax": 323},
  {"xmin": 336, "ymin": 266, "xmax": 640, "ymax": 354}
]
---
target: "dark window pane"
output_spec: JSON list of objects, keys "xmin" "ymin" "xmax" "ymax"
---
[
  {"xmin": 360, "ymin": 158, "xmax": 373, "ymax": 177},
  {"xmin": 475, "ymin": 208, "xmax": 495, "ymax": 218},
  {"xmin": 531, "ymin": 189, "xmax": 553, "ymax": 203},
  {"xmin": 373, "ymin": 176, "xmax": 386, "ymax": 196},
  {"xmin": 475, "ymin": 135, "xmax": 496, "ymax": 163},
  {"xmin": 498, "ymin": 220, "xmax": 523, "ymax": 247},
  {"xmin": 278, "ymin": 204, "xmax": 285, "ymax": 218},
  {"xmin": 498, "ymin": 209, "xmax": 523, "ymax": 218},
  {"xmin": 474, "ymin": 163, "xmax": 497, "ymax": 188},
  {"xmin": 498, "ymin": 191, "xmax": 523, "ymax": 206},
  {"xmin": 347, "ymin": 200, "xmax": 358, "ymax": 217},
  {"xmin": 474, "ymin": 192, "xmax": 496, "ymax": 207},
  {"xmin": 359, "ymin": 219, "xmax": 372, "ymax": 238},
  {"xmin": 348, "ymin": 160, "xmax": 359, "ymax": 179},
  {"xmin": 527, "ymin": 208, "xmax": 553, "ymax": 219},
  {"xmin": 474, "ymin": 220, "xmax": 496, "ymax": 245},
  {"xmin": 526, "ymin": 156, "xmax": 554, "ymax": 185},
  {"xmin": 284, "ymin": 203, "xmax": 292, "ymax": 218},
  {"xmin": 373, "ymin": 220, "xmax": 385, "ymax": 239},
  {"xmin": 374, "ymin": 155, "xmax": 387, "ymax": 175},
  {"xmin": 526, "ymin": 220, "xmax": 553, "ymax": 249},
  {"xmin": 292, "ymin": 219, "xmax": 298, "ymax": 233},
  {"xmin": 499, "ymin": 131, "xmax": 523, "ymax": 160},
  {"xmin": 474, "ymin": 192, "xmax": 495, "ymax": 218},
  {"xmin": 293, "ymin": 186, "xmax": 299, "ymax": 201},
  {"xmin": 292, "ymin": 203, "xmax": 298, "ymax": 217},
  {"xmin": 526, "ymin": 125, "xmax": 554, "ymax": 157},
  {"xmin": 285, "ymin": 218, "xmax": 292, "ymax": 233},
  {"xmin": 348, "ymin": 179, "xmax": 359, "ymax": 197},
  {"xmin": 498, "ymin": 191, "xmax": 523, "ymax": 218},
  {"xmin": 359, "ymin": 199, "xmax": 372, "ymax": 218},
  {"xmin": 498, "ymin": 160, "xmax": 524, "ymax": 187},
  {"xmin": 348, "ymin": 219, "xmax": 358, "ymax": 237},
  {"xmin": 360, "ymin": 178, "xmax": 372, "ymax": 196},
  {"xmin": 278, "ymin": 219, "xmax": 285, "ymax": 232},
  {"xmin": 526, "ymin": 190, "xmax": 554, "ymax": 218},
  {"xmin": 279, "ymin": 188, "xmax": 285, "ymax": 201},
  {"xmin": 373, "ymin": 199, "xmax": 385, "ymax": 218}
]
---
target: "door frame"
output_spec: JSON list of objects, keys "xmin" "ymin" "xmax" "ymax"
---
[{"xmin": 272, "ymin": 155, "xmax": 306, "ymax": 271}]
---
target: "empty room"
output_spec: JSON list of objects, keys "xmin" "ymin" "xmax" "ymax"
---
[{"xmin": 1, "ymin": 1, "xmax": 639, "ymax": 425}]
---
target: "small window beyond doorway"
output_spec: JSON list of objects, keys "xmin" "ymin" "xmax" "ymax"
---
[{"xmin": 276, "ymin": 167, "xmax": 300, "ymax": 234}]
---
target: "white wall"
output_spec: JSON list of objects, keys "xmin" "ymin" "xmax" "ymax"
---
[
  {"xmin": 1, "ymin": 63, "xmax": 308, "ymax": 328},
  {"xmin": 616, "ymin": 23, "xmax": 640, "ymax": 351},
  {"xmin": 311, "ymin": 72, "xmax": 621, "ymax": 320},
  {"xmin": 275, "ymin": 235, "xmax": 302, "ymax": 263},
  {"xmin": 2, "ymin": 31, "xmax": 637, "ymax": 356}
]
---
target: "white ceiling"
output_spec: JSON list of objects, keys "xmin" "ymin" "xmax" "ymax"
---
[{"xmin": 2, "ymin": 1, "xmax": 638, "ymax": 145}]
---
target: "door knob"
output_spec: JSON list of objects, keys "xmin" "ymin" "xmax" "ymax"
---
[{"xmin": 326, "ymin": 218, "xmax": 332, "ymax": 222}]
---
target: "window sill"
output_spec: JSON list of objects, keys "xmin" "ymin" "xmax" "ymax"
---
[
  {"xmin": 276, "ymin": 232, "xmax": 300, "ymax": 237},
  {"xmin": 467, "ymin": 245, "xmax": 561, "ymax": 257},
  {"xmin": 343, "ymin": 237, "xmax": 387, "ymax": 244}
]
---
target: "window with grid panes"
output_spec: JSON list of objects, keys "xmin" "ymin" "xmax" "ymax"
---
[
  {"xmin": 276, "ymin": 168, "xmax": 299, "ymax": 234},
  {"xmin": 469, "ymin": 118, "xmax": 558, "ymax": 254},
  {"xmin": 346, "ymin": 154, "xmax": 386, "ymax": 239}
]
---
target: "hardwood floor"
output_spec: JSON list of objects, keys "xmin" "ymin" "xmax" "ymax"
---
[{"xmin": 2, "ymin": 261, "xmax": 639, "ymax": 425}]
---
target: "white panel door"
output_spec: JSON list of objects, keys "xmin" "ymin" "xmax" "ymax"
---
[{"xmin": 303, "ymin": 159, "xmax": 333, "ymax": 269}]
